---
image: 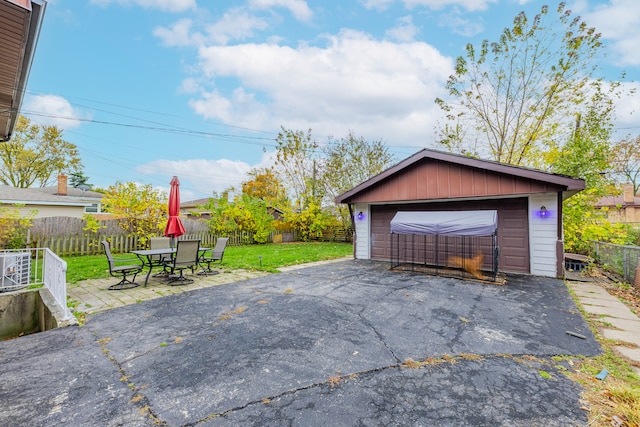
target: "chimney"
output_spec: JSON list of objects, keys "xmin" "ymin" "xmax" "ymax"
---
[
  {"xmin": 57, "ymin": 173, "xmax": 68, "ymax": 196},
  {"xmin": 623, "ymin": 182, "xmax": 634, "ymax": 204}
]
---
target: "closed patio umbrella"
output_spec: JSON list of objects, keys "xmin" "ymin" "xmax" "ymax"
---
[{"xmin": 164, "ymin": 176, "xmax": 186, "ymax": 247}]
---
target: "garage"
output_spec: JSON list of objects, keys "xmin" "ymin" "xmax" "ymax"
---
[{"xmin": 336, "ymin": 149, "xmax": 585, "ymax": 278}]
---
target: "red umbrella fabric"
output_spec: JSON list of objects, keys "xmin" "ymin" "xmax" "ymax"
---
[{"xmin": 164, "ymin": 176, "xmax": 186, "ymax": 240}]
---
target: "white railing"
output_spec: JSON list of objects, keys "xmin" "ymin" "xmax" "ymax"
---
[
  {"xmin": 0, "ymin": 248, "xmax": 72, "ymax": 321},
  {"xmin": 43, "ymin": 248, "xmax": 72, "ymax": 320}
]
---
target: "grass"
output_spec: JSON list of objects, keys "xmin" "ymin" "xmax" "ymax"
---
[
  {"xmin": 564, "ymin": 285, "xmax": 640, "ymax": 427},
  {"xmin": 63, "ymin": 242, "xmax": 352, "ymax": 284}
]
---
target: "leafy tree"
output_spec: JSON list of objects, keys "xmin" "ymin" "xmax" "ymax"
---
[
  {"xmin": 0, "ymin": 205, "xmax": 37, "ymax": 249},
  {"xmin": 284, "ymin": 198, "xmax": 335, "ymax": 242},
  {"xmin": 273, "ymin": 127, "xmax": 322, "ymax": 206},
  {"xmin": 549, "ymin": 102, "xmax": 628, "ymax": 254},
  {"xmin": 242, "ymin": 168, "xmax": 289, "ymax": 210},
  {"xmin": 323, "ymin": 132, "xmax": 396, "ymax": 232},
  {"xmin": 435, "ymin": 3, "xmax": 612, "ymax": 167},
  {"xmin": 0, "ymin": 115, "xmax": 82, "ymax": 187},
  {"xmin": 101, "ymin": 181, "xmax": 167, "ymax": 247},
  {"xmin": 610, "ymin": 135, "xmax": 640, "ymax": 194},
  {"xmin": 204, "ymin": 192, "xmax": 275, "ymax": 243}
]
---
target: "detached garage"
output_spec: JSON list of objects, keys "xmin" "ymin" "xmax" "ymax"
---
[{"xmin": 335, "ymin": 149, "xmax": 585, "ymax": 278}]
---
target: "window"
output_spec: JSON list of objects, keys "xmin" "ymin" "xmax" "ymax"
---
[{"xmin": 85, "ymin": 203, "xmax": 99, "ymax": 213}]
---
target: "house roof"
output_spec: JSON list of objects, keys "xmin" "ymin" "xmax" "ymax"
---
[
  {"xmin": 0, "ymin": 185, "xmax": 90, "ymax": 207},
  {"xmin": 0, "ymin": 0, "xmax": 47, "ymax": 141},
  {"xmin": 33, "ymin": 186, "xmax": 104, "ymax": 199},
  {"xmin": 335, "ymin": 148, "xmax": 586, "ymax": 204},
  {"xmin": 181, "ymin": 198, "xmax": 212, "ymax": 209},
  {"xmin": 596, "ymin": 195, "xmax": 640, "ymax": 207}
]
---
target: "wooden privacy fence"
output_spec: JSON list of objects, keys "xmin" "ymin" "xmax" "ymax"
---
[{"xmin": 29, "ymin": 230, "xmax": 301, "ymax": 257}]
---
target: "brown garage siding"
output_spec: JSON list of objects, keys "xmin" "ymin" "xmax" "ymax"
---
[
  {"xmin": 354, "ymin": 160, "xmax": 558, "ymax": 203},
  {"xmin": 370, "ymin": 198, "xmax": 530, "ymax": 273}
]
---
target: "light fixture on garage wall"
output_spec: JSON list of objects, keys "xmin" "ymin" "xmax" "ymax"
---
[
  {"xmin": 537, "ymin": 206, "xmax": 550, "ymax": 218},
  {"xmin": 357, "ymin": 211, "xmax": 365, "ymax": 220}
]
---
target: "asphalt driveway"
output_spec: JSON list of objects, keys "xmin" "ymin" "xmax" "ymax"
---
[{"xmin": 0, "ymin": 260, "xmax": 600, "ymax": 426}]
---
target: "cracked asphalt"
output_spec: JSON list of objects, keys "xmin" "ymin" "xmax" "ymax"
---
[{"xmin": 0, "ymin": 260, "xmax": 600, "ymax": 426}]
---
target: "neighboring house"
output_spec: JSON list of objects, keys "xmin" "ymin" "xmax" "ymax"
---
[
  {"xmin": 0, "ymin": 185, "xmax": 91, "ymax": 219},
  {"xmin": 181, "ymin": 198, "xmax": 285, "ymax": 222},
  {"xmin": 32, "ymin": 174, "xmax": 104, "ymax": 214},
  {"xmin": 595, "ymin": 183, "xmax": 640, "ymax": 226},
  {"xmin": 0, "ymin": 173, "xmax": 106, "ymax": 219},
  {"xmin": 181, "ymin": 198, "xmax": 213, "ymax": 219},
  {"xmin": 0, "ymin": 0, "xmax": 47, "ymax": 142},
  {"xmin": 336, "ymin": 149, "xmax": 585, "ymax": 278}
]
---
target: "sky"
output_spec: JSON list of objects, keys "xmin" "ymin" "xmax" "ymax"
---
[{"xmin": 21, "ymin": 0, "xmax": 640, "ymax": 202}]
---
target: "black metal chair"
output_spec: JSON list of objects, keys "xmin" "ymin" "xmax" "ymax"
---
[
  {"xmin": 163, "ymin": 240, "xmax": 200, "ymax": 285},
  {"xmin": 101, "ymin": 240, "xmax": 142, "ymax": 290},
  {"xmin": 199, "ymin": 237, "xmax": 228, "ymax": 276}
]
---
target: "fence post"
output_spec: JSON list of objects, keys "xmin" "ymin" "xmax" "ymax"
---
[{"xmin": 624, "ymin": 247, "xmax": 628, "ymax": 281}]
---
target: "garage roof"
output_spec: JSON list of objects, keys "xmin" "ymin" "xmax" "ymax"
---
[
  {"xmin": 0, "ymin": 0, "xmax": 47, "ymax": 142},
  {"xmin": 336, "ymin": 149, "xmax": 585, "ymax": 204}
]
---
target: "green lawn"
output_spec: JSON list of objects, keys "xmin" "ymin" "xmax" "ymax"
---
[{"xmin": 63, "ymin": 242, "xmax": 353, "ymax": 284}]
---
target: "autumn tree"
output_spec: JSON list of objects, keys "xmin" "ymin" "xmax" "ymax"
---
[
  {"xmin": 242, "ymin": 168, "xmax": 289, "ymax": 210},
  {"xmin": 323, "ymin": 132, "xmax": 396, "ymax": 232},
  {"xmin": 0, "ymin": 115, "xmax": 82, "ymax": 187},
  {"xmin": 435, "ymin": 3, "xmax": 613, "ymax": 167},
  {"xmin": 203, "ymin": 192, "xmax": 275, "ymax": 243},
  {"xmin": 549, "ymin": 100, "xmax": 629, "ymax": 254},
  {"xmin": 101, "ymin": 181, "xmax": 167, "ymax": 247},
  {"xmin": 273, "ymin": 127, "xmax": 322, "ymax": 206},
  {"xmin": 272, "ymin": 127, "xmax": 334, "ymax": 240},
  {"xmin": 610, "ymin": 135, "xmax": 640, "ymax": 194}
]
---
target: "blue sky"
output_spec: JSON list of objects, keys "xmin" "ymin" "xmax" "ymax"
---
[{"xmin": 22, "ymin": 0, "xmax": 640, "ymax": 201}]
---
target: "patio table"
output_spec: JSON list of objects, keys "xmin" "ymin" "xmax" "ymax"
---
[
  {"xmin": 132, "ymin": 247, "xmax": 209, "ymax": 286},
  {"xmin": 131, "ymin": 248, "xmax": 176, "ymax": 286}
]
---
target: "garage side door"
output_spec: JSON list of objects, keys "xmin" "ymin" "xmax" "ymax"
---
[{"xmin": 370, "ymin": 199, "xmax": 530, "ymax": 273}]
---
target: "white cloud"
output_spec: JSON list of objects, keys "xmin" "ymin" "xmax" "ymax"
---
[
  {"xmin": 612, "ymin": 81, "xmax": 640, "ymax": 133},
  {"xmin": 153, "ymin": 19, "xmax": 198, "ymax": 47},
  {"xmin": 188, "ymin": 29, "xmax": 452, "ymax": 147},
  {"xmin": 22, "ymin": 94, "xmax": 88, "ymax": 130},
  {"xmin": 204, "ymin": 8, "xmax": 270, "ymax": 45},
  {"xmin": 248, "ymin": 0, "xmax": 313, "ymax": 22},
  {"xmin": 437, "ymin": 7, "xmax": 484, "ymax": 36},
  {"xmin": 386, "ymin": 15, "xmax": 420, "ymax": 42},
  {"xmin": 136, "ymin": 158, "xmax": 253, "ymax": 196},
  {"xmin": 90, "ymin": 0, "xmax": 196, "ymax": 13},
  {"xmin": 360, "ymin": 0, "xmax": 395, "ymax": 11},
  {"xmin": 584, "ymin": 0, "xmax": 640, "ymax": 67},
  {"xmin": 362, "ymin": 0, "xmax": 496, "ymax": 12},
  {"xmin": 154, "ymin": 9, "xmax": 270, "ymax": 47}
]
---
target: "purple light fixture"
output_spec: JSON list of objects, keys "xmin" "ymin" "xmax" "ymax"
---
[
  {"xmin": 537, "ymin": 206, "xmax": 550, "ymax": 218},
  {"xmin": 357, "ymin": 211, "xmax": 365, "ymax": 220}
]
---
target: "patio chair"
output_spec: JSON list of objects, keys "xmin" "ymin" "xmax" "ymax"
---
[
  {"xmin": 101, "ymin": 240, "xmax": 143, "ymax": 290},
  {"xmin": 163, "ymin": 240, "xmax": 200, "ymax": 285},
  {"xmin": 198, "ymin": 237, "xmax": 229, "ymax": 276},
  {"xmin": 149, "ymin": 237, "xmax": 172, "ymax": 276}
]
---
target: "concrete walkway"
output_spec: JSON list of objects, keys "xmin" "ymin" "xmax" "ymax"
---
[
  {"xmin": 68, "ymin": 257, "xmax": 351, "ymax": 315},
  {"xmin": 566, "ymin": 279, "xmax": 640, "ymax": 375},
  {"xmin": 68, "ymin": 269, "xmax": 269, "ymax": 315}
]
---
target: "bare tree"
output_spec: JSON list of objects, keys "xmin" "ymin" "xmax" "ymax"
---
[
  {"xmin": 610, "ymin": 135, "xmax": 640, "ymax": 194},
  {"xmin": 435, "ymin": 3, "xmax": 616, "ymax": 167}
]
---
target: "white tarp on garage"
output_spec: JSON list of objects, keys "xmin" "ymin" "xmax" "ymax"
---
[{"xmin": 390, "ymin": 211, "xmax": 498, "ymax": 236}]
